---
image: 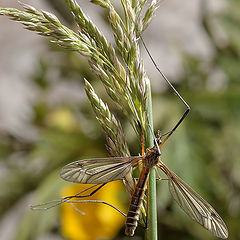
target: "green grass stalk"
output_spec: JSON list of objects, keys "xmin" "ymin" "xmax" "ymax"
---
[{"xmin": 145, "ymin": 78, "xmax": 158, "ymax": 240}]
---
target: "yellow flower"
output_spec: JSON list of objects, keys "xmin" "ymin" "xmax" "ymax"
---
[{"xmin": 61, "ymin": 181, "xmax": 126, "ymax": 240}]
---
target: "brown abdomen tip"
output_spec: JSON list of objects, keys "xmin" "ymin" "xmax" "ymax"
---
[{"xmin": 125, "ymin": 228, "xmax": 135, "ymax": 237}]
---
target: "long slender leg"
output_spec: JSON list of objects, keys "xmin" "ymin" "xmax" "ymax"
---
[
  {"xmin": 30, "ymin": 183, "xmax": 107, "ymax": 210},
  {"xmin": 140, "ymin": 36, "xmax": 190, "ymax": 147},
  {"xmin": 159, "ymin": 109, "xmax": 189, "ymax": 147},
  {"xmin": 139, "ymin": 122, "xmax": 145, "ymax": 156},
  {"xmin": 62, "ymin": 183, "xmax": 107, "ymax": 201},
  {"xmin": 155, "ymin": 167, "xmax": 169, "ymax": 181},
  {"xmin": 65, "ymin": 199, "xmax": 126, "ymax": 217},
  {"xmin": 31, "ymin": 183, "xmax": 127, "ymax": 217},
  {"xmin": 31, "ymin": 198, "xmax": 126, "ymax": 216}
]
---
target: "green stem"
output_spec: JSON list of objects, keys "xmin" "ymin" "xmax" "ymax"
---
[{"xmin": 145, "ymin": 78, "xmax": 158, "ymax": 240}]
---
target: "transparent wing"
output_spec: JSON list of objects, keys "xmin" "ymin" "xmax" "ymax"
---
[
  {"xmin": 60, "ymin": 156, "xmax": 142, "ymax": 184},
  {"xmin": 159, "ymin": 163, "xmax": 228, "ymax": 239}
]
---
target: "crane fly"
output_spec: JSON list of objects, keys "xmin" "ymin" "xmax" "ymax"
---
[
  {"xmin": 59, "ymin": 34, "xmax": 228, "ymax": 238},
  {"xmin": 30, "ymin": 30, "xmax": 229, "ymax": 239},
  {"xmin": 60, "ymin": 134, "xmax": 228, "ymax": 239}
]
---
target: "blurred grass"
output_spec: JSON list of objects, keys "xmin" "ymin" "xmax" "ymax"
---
[{"xmin": 0, "ymin": 0, "xmax": 240, "ymax": 240}]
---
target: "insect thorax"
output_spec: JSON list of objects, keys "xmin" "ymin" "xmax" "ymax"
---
[{"xmin": 143, "ymin": 147, "xmax": 161, "ymax": 169}]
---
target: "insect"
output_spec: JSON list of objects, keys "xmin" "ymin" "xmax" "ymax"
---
[
  {"xmin": 30, "ymin": 31, "xmax": 228, "ymax": 240},
  {"xmin": 59, "ymin": 34, "xmax": 229, "ymax": 238},
  {"xmin": 60, "ymin": 131, "xmax": 228, "ymax": 238}
]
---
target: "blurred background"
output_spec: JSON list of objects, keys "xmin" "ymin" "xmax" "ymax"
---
[{"xmin": 0, "ymin": 0, "xmax": 239, "ymax": 240}]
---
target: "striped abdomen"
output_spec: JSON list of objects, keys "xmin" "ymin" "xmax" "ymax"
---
[{"xmin": 125, "ymin": 167, "xmax": 150, "ymax": 236}]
